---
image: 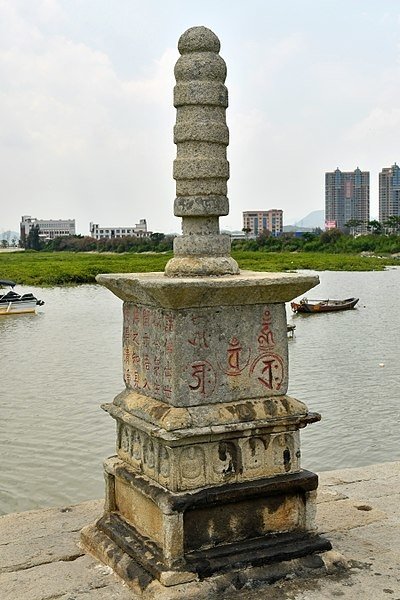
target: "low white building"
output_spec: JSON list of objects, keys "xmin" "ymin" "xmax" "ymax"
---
[
  {"xmin": 89, "ymin": 219, "xmax": 152, "ymax": 240},
  {"xmin": 20, "ymin": 215, "xmax": 76, "ymax": 244}
]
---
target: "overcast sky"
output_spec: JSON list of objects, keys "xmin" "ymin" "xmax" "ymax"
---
[{"xmin": 1, "ymin": 0, "xmax": 400, "ymax": 235}]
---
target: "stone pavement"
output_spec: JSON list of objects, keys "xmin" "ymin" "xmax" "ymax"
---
[{"xmin": 1, "ymin": 461, "xmax": 399, "ymax": 600}]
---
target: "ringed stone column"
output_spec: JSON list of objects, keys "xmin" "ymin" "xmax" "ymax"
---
[
  {"xmin": 81, "ymin": 26, "xmax": 332, "ymax": 598},
  {"xmin": 165, "ymin": 26, "xmax": 239, "ymax": 276}
]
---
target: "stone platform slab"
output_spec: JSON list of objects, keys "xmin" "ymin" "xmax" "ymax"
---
[{"xmin": 1, "ymin": 461, "xmax": 400, "ymax": 599}]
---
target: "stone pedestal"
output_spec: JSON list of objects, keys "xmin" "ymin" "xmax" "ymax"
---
[
  {"xmin": 81, "ymin": 26, "xmax": 332, "ymax": 597},
  {"xmin": 81, "ymin": 272, "xmax": 332, "ymax": 595}
]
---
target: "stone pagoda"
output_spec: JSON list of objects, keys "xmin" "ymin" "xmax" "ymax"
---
[{"xmin": 81, "ymin": 26, "xmax": 331, "ymax": 598}]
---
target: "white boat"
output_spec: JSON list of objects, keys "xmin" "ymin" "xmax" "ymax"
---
[{"xmin": 0, "ymin": 279, "xmax": 44, "ymax": 315}]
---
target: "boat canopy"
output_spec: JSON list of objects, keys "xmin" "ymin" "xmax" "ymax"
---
[{"xmin": 0, "ymin": 280, "xmax": 16, "ymax": 288}]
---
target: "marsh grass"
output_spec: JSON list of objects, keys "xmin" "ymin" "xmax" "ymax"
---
[
  {"xmin": 233, "ymin": 251, "xmax": 398, "ymax": 272},
  {"xmin": 0, "ymin": 251, "xmax": 171, "ymax": 286},
  {"xmin": 0, "ymin": 250, "xmax": 398, "ymax": 286}
]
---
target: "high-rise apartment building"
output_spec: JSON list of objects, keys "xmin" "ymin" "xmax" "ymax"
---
[
  {"xmin": 325, "ymin": 168, "xmax": 369, "ymax": 233},
  {"xmin": 242, "ymin": 209, "xmax": 283, "ymax": 237},
  {"xmin": 20, "ymin": 215, "xmax": 76, "ymax": 244},
  {"xmin": 379, "ymin": 163, "xmax": 400, "ymax": 223}
]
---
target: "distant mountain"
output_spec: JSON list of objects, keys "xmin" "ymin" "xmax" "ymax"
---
[
  {"xmin": 293, "ymin": 210, "xmax": 324, "ymax": 229},
  {"xmin": 283, "ymin": 225, "xmax": 315, "ymax": 233},
  {"xmin": 0, "ymin": 230, "xmax": 19, "ymax": 242}
]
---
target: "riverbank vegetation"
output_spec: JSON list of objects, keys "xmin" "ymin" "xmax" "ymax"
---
[
  {"xmin": 22, "ymin": 229, "xmax": 174, "ymax": 253},
  {"xmin": 18, "ymin": 226, "xmax": 400, "ymax": 256},
  {"xmin": 1, "ymin": 249, "xmax": 399, "ymax": 286},
  {"xmin": 232, "ymin": 228, "xmax": 400, "ymax": 255}
]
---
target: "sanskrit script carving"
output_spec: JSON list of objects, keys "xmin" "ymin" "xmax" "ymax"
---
[{"xmin": 122, "ymin": 303, "xmax": 288, "ymax": 405}]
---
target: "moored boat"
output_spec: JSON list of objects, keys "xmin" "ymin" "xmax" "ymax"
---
[
  {"xmin": 291, "ymin": 297, "xmax": 359, "ymax": 314},
  {"xmin": 0, "ymin": 280, "xmax": 44, "ymax": 315},
  {"xmin": 287, "ymin": 323, "xmax": 296, "ymax": 336}
]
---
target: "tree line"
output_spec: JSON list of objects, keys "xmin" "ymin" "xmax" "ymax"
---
[
  {"xmin": 234, "ymin": 223, "xmax": 400, "ymax": 254},
  {"xmin": 14, "ymin": 214, "xmax": 400, "ymax": 255},
  {"xmin": 345, "ymin": 216, "xmax": 400, "ymax": 236},
  {"xmin": 22, "ymin": 226, "xmax": 174, "ymax": 253}
]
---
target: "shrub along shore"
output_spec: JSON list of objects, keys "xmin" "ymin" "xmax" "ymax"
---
[{"xmin": 0, "ymin": 250, "xmax": 399, "ymax": 286}]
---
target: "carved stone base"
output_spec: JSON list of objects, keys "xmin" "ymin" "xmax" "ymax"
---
[
  {"xmin": 80, "ymin": 460, "xmax": 331, "ymax": 594},
  {"xmin": 81, "ymin": 521, "xmax": 332, "ymax": 598},
  {"xmin": 85, "ymin": 269, "xmax": 330, "ymax": 596}
]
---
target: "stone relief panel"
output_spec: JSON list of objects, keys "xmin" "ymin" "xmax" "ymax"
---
[
  {"xmin": 241, "ymin": 437, "xmax": 268, "ymax": 480},
  {"xmin": 272, "ymin": 432, "xmax": 300, "ymax": 474},
  {"xmin": 122, "ymin": 302, "xmax": 288, "ymax": 408},
  {"xmin": 116, "ymin": 420, "xmax": 300, "ymax": 492},
  {"xmin": 179, "ymin": 446, "xmax": 206, "ymax": 489},
  {"xmin": 211, "ymin": 441, "xmax": 240, "ymax": 484},
  {"xmin": 158, "ymin": 445, "xmax": 172, "ymax": 489},
  {"xmin": 143, "ymin": 437, "xmax": 156, "ymax": 476}
]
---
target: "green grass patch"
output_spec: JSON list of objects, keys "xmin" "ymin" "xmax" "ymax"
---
[
  {"xmin": 0, "ymin": 251, "xmax": 171, "ymax": 286},
  {"xmin": 0, "ymin": 250, "xmax": 398, "ymax": 286},
  {"xmin": 233, "ymin": 251, "xmax": 398, "ymax": 272}
]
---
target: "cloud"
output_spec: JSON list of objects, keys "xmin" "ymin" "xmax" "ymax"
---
[
  {"xmin": 2, "ymin": 2, "xmax": 400, "ymax": 233},
  {"xmin": 239, "ymin": 33, "xmax": 307, "ymax": 96},
  {"xmin": 344, "ymin": 53, "xmax": 400, "ymax": 149},
  {"xmin": 0, "ymin": 1, "xmax": 178, "ymax": 233},
  {"xmin": 347, "ymin": 107, "xmax": 400, "ymax": 141}
]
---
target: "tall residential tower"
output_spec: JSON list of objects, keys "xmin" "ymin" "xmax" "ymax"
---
[
  {"xmin": 379, "ymin": 163, "xmax": 400, "ymax": 223},
  {"xmin": 325, "ymin": 168, "xmax": 369, "ymax": 232}
]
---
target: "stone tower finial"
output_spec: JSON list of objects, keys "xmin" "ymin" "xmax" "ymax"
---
[{"xmin": 164, "ymin": 26, "xmax": 240, "ymax": 277}]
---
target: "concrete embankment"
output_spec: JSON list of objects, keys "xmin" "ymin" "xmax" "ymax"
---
[{"xmin": 1, "ymin": 461, "xmax": 399, "ymax": 600}]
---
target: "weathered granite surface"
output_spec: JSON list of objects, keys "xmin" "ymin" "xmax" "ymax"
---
[
  {"xmin": 165, "ymin": 25, "xmax": 239, "ymax": 276},
  {"xmin": 90, "ymin": 267, "xmax": 323, "ymax": 589},
  {"xmin": 96, "ymin": 271, "xmax": 319, "ymax": 307},
  {"xmin": 78, "ymin": 24, "xmax": 343, "ymax": 594},
  {"xmin": 1, "ymin": 461, "xmax": 399, "ymax": 599},
  {"xmin": 84, "ymin": 25, "xmax": 324, "ymax": 591}
]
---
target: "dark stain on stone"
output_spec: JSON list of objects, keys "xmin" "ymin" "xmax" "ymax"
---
[
  {"xmin": 264, "ymin": 399, "xmax": 278, "ymax": 417},
  {"xmin": 225, "ymin": 402, "xmax": 256, "ymax": 421},
  {"xmin": 283, "ymin": 448, "xmax": 291, "ymax": 472},
  {"xmin": 60, "ymin": 507, "xmax": 72, "ymax": 513},
  {"xmin": 281, "ymin": 397, "xmax": 290, "ymax": 412},
  {"xmin": 97, "ymin": 513, "xmax": 165, "ymax": 589},
  {"xmin": 301, "ymin": 554, "xmax": 325, "ymax": 569},
  {"xmin": 184, "ymin": 501, "xmax": 267, "ymax": 551},
  {"xmin": 218, "ymin": 441, "xmax": 243, "ymax": 475},
  {"xmin": 356, "ymin": 504, "xmax": 372, "ymax": 511},
  {"xmin": 184, "ymin": 493, "xmax": 293, "ymax": 552},
  {"xmin": 149, "ymin": 405, "xmax": 171, "ymax": 420},
  {"xmin": 226, "ymin": 406, "xmax": 236, "ymax": 416},
  {"xmin": 249, "ymin": 438, "xmax": 257, "ymax": 456},
  {"xmin": 115, "ymin": 464, "xmax": 318, "ymax": 512},
  {"xmin": 236, "ymin": 402, "xmax": 256, "ymax": 421},
  {"xmin": 265, "ymin": 494, "xmax": 284, "ymax": 514},
  {"xmin": 185, "ymin": 530, "xmax": 332, "ymax": 579},
  {"xmin": 262, "ymin": 435, "xmax": 271, "ymax": 452},
  {"xmin": 125, "ymin": 560, "xmax": 153, "ymax": 589},
  {"xmin": 231, "ymin": 572, "xmax": 248, "ymax": 590}
]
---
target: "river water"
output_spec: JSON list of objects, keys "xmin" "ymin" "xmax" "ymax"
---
[{"xmin": 1, "ymin": 269, "xmax": 399, "ymax": 515}]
